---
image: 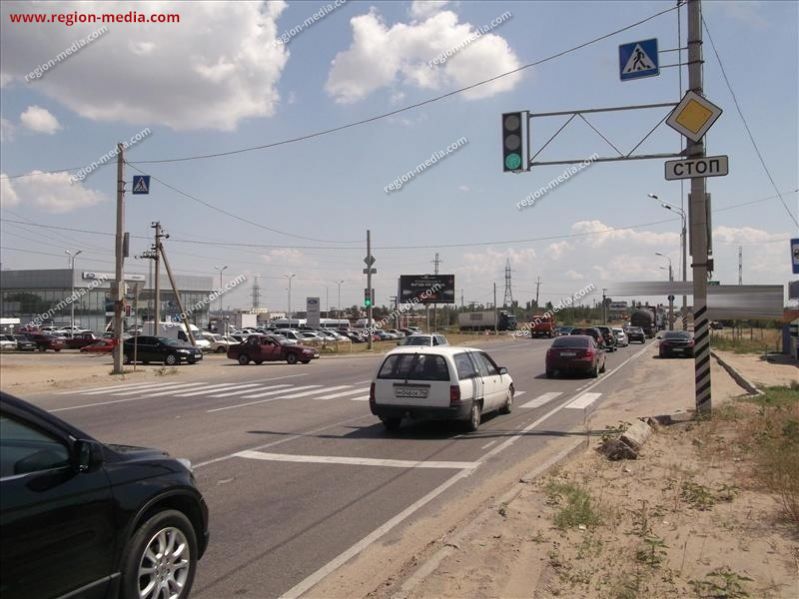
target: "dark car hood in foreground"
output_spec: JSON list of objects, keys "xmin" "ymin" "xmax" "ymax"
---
[{"xmin": 105, "ymin": 443, "xmax": 169, "ymax": 459}]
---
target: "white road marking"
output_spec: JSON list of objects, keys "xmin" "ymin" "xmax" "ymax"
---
[
  {"xmin": 239, "ymin": 384, "xmax": 321, "ymax": 400},
  {"xmin": 59, "ymin": 381, "xmax": 161, "ymax": 395},
  {"xmin": 349, "ymin": 395, "xmax": 370, "ymax": 401},
  {"xmin": 50, "ymin": 394, "xmax": 166, "ymax": 413},
  {"xmin": 206, "ymin": 385, "xmax": 323, "ymax": 412},
  {"xmin": 271, "ymin": 386, "xmax": 352, "ymax": 400},
  {"xmin": 173, "ymin": 383, "xmax": 261, "ymax": 397},
  {"xmin": 565, "ymin": 392, "xmax": 602, "ymax": 410},
  {"xmin": 144, "ymin": 383, "xmax": 211, "ymax": 398},
  {"xmin": 514, "ymin": 391, "xmax": 527, "ymax": 397},
  {"xmin": 481, "ymin": 440, "xmax": 497, "ymax": 449},
  {"xmin": 209, "ymin": 384, "xmax": 292, "ymax": 398},
  {"xmin": 235, "ymin": 450, "xmax": 478, "ymax": 470},
  {"xmin": 520, "ymin": 391, "xmax": 563, "ymax": 409},
  {"xmin": 81, "ymin": 381, "xmax": 189, "ymax": 396},
  {"xmin": 96, "ymin": 381, "xmax": 205, "ymax": 397},
  {"xmin": 313, "ymin": 388, "xmax": 367, "ymax": 400},
  {"xmin": 352, "ymin": 380, "xmax": 372, "ymax": 385}
]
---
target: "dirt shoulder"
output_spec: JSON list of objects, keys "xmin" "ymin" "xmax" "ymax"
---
[
  {"xmin": 713, "ymin": 350, "xmax": 798, "ymax": 388},
  {"xmin": 358, "ymin": 352, "xmax": 798, "ymax": 599}
]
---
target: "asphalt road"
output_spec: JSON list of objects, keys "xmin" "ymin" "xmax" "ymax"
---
[{"xmin": 17, "ymin": 336, "xmax": 656, "ymax": 598}]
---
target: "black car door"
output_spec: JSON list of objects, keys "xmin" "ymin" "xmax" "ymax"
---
[{"xmin": 0, "ymin": 410, "xmax": 116, "ymax": 599}]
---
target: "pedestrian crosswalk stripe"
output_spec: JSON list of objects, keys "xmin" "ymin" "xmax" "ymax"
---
[
  {"xmin": 313, "ymin": 388, "xmax": 368, "ymax": 400},
  {"xmin": 565, "ymin": 392, "xmax": 602, "ymax": 410},
  {"xmin": 209, "ymin": 384, "xmax": 293, "ymax": 398},
  {"xmin": 240, "ymin": 385, "xmax": 322, "ymax": 400},
  {"xmin": 60, "ymin": 381, "xmax": 161, "ymax": 395},
  {"xmin": 174, "ymin": 383, "xmax": 261, "ymax": 397},
  {"xmin": 81, "ymin": 381, "xmax": 183, "ymax": 396},
  {"xmin": 92, "ymin": 381, "xmax": 207, "ymax": 396},
  {"xmin": 349, "ymin": 395, "xmax": 370, "ymax": 401},
  {"xmin": 520, "ymin": 392, "xmax": 562, "ymax": 409},
  {"xmin": 273, "ymin": 385, "xmax": 351, "ymax": 400},
  {"xmin": 234, "ymin": 450, "xmax": 478, "ymax": 470},
  {"xmin": 145, "ymin": 383, "xmax": 210, "ymax": 398}
]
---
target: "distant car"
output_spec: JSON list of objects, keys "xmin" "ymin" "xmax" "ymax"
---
[
  {"xmin": 569, "ymin": 327, "xmax": 604, "ymax": 348},
  {"xmin": 626, "ymin": 326, "xmax": 646, "ymax": 343},
  {"xmin": 9, "ymin": 335, "xmax": 36, "ymax": 351},
  {"xmin": 399, "ymin": 334, "xmax": 449, "ymax": 347},
  {"xmin": 546, "ymin": 335, "xmax": 606, "ymax": 378},
  {"xmin": 595, "ymin": 326, "xmax": 618, "ymax": 352},
  {"xmin": 64, "ymin": 332, "xmax": 100, "ymax": 350},
  {"xmin": 388, "ymin": 329, "xmax": 405, "ymax": 338},
  {"xmin": 27, "ymin": 334, "xmax": 64, "ymax": 352},
  {"xmin": 710, "ymin": 321, "xmax": 723, "ymax": 330},
  {"xmin": 612, "ymin": 327, "xmax": 628, "ymax": 347},
  {"xmin": 659, "ymin": 331, "xmax": 695, "ymax": 358},
  {"xmin": 0, "ymin": 336, "xmax": 16, "ymax": 351},
  {"xmin": 201, "ymin": 332, "xmax": 232, "ymax": 353},
  {"xmin": 0, "ymin": 392, "xmax": 208, "ymax": 599},
  {"xmin": 228, "ymin": 334, "xmax": 318, "ymax": 364},
  {"xmin": 370, "ymin": 346, "xmax": 514, "ymax": 432},
  {"xmin": 554, "ymin": 326, "xmax": 573, "ymax": 337},
  {"xmin": 80, "ymin": 338, "xmax": 116, "ymax": 353},
  {"xmin": 122, "ymin": 336, "xmax": 203, "ymax": 365}
]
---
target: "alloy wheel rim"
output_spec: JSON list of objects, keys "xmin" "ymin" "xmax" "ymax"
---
[{"xmin": 137, "ymin": 526, "xmax": 191, "ymax": 599}]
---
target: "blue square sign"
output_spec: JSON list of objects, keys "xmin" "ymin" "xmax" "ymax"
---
[
  {"xmin": 619, "ymin": 38, "xmax": 659, "ymax": 81},
  {"xmin": 132, "ymin": 175, "xmax": 150, "ymax": 195}
]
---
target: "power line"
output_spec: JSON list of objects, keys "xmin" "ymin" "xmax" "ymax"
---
[
  {"xmin": 1, "ymin": 4, "xmax": 679, "ymax": 179},
  {"xmin": 702, "ymin": 16, "xmax": 799, "ymax": 228}
]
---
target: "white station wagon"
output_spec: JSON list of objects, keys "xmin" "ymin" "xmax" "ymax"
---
[{"xmin": 369, "ymin": 346, "xmax": 515, "ymax": 432}]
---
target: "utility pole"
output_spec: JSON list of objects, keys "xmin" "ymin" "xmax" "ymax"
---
[
  {"xmin": 151, "ymin": 222, "xmax": 164, "ymax": 335},
  {"xmin": 602, "ymin": 288, "xmax": 607, "ymax": 324},
  {"xmin": 366, "ymin": 230, "xmax": 373, "ymax": 350},
  {"xmin": 284, "ymin": 274, "xmax": 296, "ymax": 324},
  {"xmin": 214, "ymin": 265, "xmax": 228, "ymax": 314},
  {"xmin": 503, "ymin": 259, "xmax": 513, "ymax": 307},
  {"xmin": 336, "ymin": 280, "xmax": 344, "ymax": 319},
  {"xmin": 159, "ymin": 241, "xmax": 196, "ymax": 346},
  {"xmin": 535, "ymin": 276, "xmax": 541, "ymax": 308},
  {"xmin": 65, "ymin": 249, "xmax": 82, "ymax": 336},
  {"xmin": 493, "ymin": 282, "xmax": 498, "ymax": 335},
  {"xmin": 112, "ymin": 143, "xmax": 125, "ymax": 374},
  {"xmin": 687, "ymin": 0, "xmax": 711, "ymax": 415},
  {"xmin": 738, "ymin": 246, "xmax": 742, "ymax": 285}
]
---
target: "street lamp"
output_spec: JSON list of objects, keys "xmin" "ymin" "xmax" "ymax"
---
[
  {"xmin": 214, "ymin": 265, "xmax": 228, "ymax": 316},
  {"xmin": 65, "ymin": 249, "xmax": 82, "ymax": 336},
  {"xmin": 335, "ymin": 280, "xmax": 344, "ymax": 319},
  {"xmin": 283, "ymin": 274, "xmax": 296, "ymax": 324},
  {"xmin": 649, "ymin": 193, "xmax": 687, "ymax": 329},
  {"xmin": 655, "ymin": 252, "xmax": 674, "ymax": 330}
]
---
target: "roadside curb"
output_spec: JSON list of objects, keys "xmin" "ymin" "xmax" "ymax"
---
[
  {"xmin": 710, "ymin": 349, "xmax": 763, "ymax": 396},
  {"xmin": 391, "ymin": 436, "xmax": 587, "ymax": 598}
]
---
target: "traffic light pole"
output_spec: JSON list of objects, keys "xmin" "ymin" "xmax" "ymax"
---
[
  {"xmin": 112, "ymin": 143, "xmax": 125, "ymax": 374},
  {"xmin": 366, "ymin": 229, "xmax": 373, "ymax": 351}
]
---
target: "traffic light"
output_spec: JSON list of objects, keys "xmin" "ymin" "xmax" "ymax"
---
[
  {"xmin": 363, "ymin": 288, "xmax": 374, "ymax": 308},
  {"xmin": 502, "ymin": 112, "xmax": 525, "ymax": 172}
]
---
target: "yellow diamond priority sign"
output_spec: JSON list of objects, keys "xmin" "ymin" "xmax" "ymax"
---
[{"xmin": 666, "ymin": 91, "xmax": 722, "ymax": 142}]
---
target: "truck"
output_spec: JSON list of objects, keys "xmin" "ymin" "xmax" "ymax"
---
[
  {"xmin": 529, "ymin": 314, "xmax": 556, "ymax": 338},
  {"xmin": 233, "ymin": 312, "xmax": 258, "ymax": 330},
  {"xmin": 458, "ymin": 310, "xmax": 517, "ymax": 332},
  {"xmin": 630, "ymin": 309, "xmax": 657, "ymax": 338}
]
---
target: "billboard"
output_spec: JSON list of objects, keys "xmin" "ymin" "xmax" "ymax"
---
[
  {"xmin": 306, "ymin": 297, "xmax": 320, "ymax": 327},
  {"xmin": 398, "ymin": 274, "xmax": 455, "ymax": 305}
]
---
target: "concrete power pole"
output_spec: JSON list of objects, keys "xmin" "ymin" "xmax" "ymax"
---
[
  {"xmin": 493, "ymin": 282, "xmax": 498, "ymax": 335},
  {"xmin": 366, "ymin": 229, "xmax": 373, "ymax": 350},
  {"xmin": 535, "ymin": 276, "xmax": 541, "ymax": 308},
  {"xmin": 738, "ymin": 246, "xmax": 742, "ymax": 285},
  {"xmin": 151, "ymin": 222, "xmax": 164, "ymax": 336},
  {"xmin": 687, "ymin": 0, "xmax": 712, "ymax": 415},
  {"xmin": 112, "ymin": 143, "xmax": 126, "ymax": 374},
  {"xmin": 431, "ymin": 252, "xmax": 442, "ymax": 332}
]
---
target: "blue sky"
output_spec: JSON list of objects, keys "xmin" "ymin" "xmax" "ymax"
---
[{"xmin": 1, "ymin": 0, "xmax": 797, "ymax": 312}]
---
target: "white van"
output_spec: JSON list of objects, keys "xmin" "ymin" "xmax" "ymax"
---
[
  {"xmin": 370, "ymin": 346, "xmax": 514, "ymax": 432},
  {"xmin": 142, "ymin": 321, "xmax": 211, "ymax": 352}
]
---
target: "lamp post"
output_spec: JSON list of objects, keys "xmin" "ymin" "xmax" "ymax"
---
[
  {"xmin": 335, "ymin": 279, "xmax": 344, "ymax": 320},
  {"xmin": 649, "ymin": 193, "xmax": 687, "ymax": 330},
  {"xmin": 65, "ymin": 249, "xmax": 82, "ymax": 336},
  {"xmin": 656, "ymin": 252, "xmax": 674, "ymax": 330},
  {"xmin": 214, "ymin": 265, "xmax": 228, "ymax": 317},
  {"xmin": 284, "ymin": 274, "xmax": 296, "ymax": 325}
]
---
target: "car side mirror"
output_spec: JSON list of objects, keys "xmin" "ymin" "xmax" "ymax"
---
[
  {"xmin": 73, "ymin": 439, "xmax": 104, "ymax": 474},
  {"xmin": 498, "ymin": 366, "xmax": 508, "ymax": 375}
]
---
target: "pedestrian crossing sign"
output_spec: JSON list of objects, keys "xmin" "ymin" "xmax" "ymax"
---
[
  {"xmin": 132, "ymin": 175, "xmax": 150, "ymax": 194},
  {"xmin": 619, "ymin": 38, "xmax": 659, "ymax": 81}
]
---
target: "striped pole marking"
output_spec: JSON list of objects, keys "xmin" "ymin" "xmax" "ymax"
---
[{"xmin": 693, "ymin": 303, "xmax": 711, "ymax": 414}]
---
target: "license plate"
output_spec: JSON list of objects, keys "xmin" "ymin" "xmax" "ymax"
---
[
  {"xmin": 560, "ymin": 351, "xmax": 576, "ymax": 357},
  {"xmin": 394, "ymin": 386, "xmax": 429, "ymax": 399},
  {"xmin": 673, "ymin": 348, "xmax": 683, "ymax": 353}
]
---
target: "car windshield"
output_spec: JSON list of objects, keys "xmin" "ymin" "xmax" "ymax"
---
[
  {"xmin": 378, "ymin": 353, "xmax": 450, "ymax": 381},
  {"xmin": 160, "ymin": 337, "xmax": 184, "ymax": 346},
  {"xmin": 552, "ymin": 336, "xmax": 590, "ymax": 348},
  {"xmin": 663, "ymin": 332, "xmax": 691, "ymax": 340},
  {"xmin": 403, "ymin": 336, "xmax": 432, "ymax": 345}
]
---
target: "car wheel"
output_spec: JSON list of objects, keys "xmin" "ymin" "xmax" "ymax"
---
[
  {"xmin": 121, "ymin": 509, "xmax": 197, "ymax": 599},
  {"xmin": 216, "ymin": 346, "xmax": 226, "ymax": 353},
  {"xmin": 55, "ymin": 348, "xmax": 61, "ymax": 352},
  {"xmin": 591, "ymin": 364, "xmax": 599, "ymax": 378},
  {"xmin": 143, "ymin": 360, "xmax": 150, "ymax": 365},
  {"xmin": 38, "ymin": 346, "xmax": 46, "ymax": 352},
  {"xmin": 254, "ymin": 360, "xmax": 263, "ymax": 365},
  {"xmin": 164, "ymin": 354, "xmax": 178, "ymax": 366},
  {"xmin": 600, "ymin": 360, "xmax": 606, "ymax": 373},
  {"xmin": 238, "ymin": 354, "xmax": 250, "ymax": 365},
  {"xmin": 187, "ymin": 358, "xmax": 197, "ymax": 365},
  {"xmin": 301, "ymin": 359, "xmax": 311, "ymax": 364},
  {"xmin": 499, "ymin": 391, "xmax": 513, "ymax": 414},
  {"xmin": 381, "ymin": 417, "xmax": 402, "ymax": 432},
  {"xmin": 286, "ymin": 353, "xmax": 298, "ymax": 365},
  {"xmin": 546, "ymin": 369, "xmax": 555, "ymax": 379},
  {"xmin": 465, "ymin": 401, "xmax": 482, "ymax": 432}
]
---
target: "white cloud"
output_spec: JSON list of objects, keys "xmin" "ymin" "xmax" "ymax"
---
[
  {"xmin": 2, "ymin": 171, "xmax": 105, "ymax": 212},
  {"xmin": 0, "ymin": 174, "xmax": 20, "ymax": 208},
  {"xmin": 0, "ymin": 1, "xmax": 289, "ymax": 131},
  {"xmin": 326, "ymin": 7, "xmax": 521, "ymax": 103},
  {"xmin": 0, "ymin": 117, "xmax": 14, "ymax": 142},
  {"xmin": 564, "ymin": 270, "xmax": 583, "ymax": 281},
  {"xmin": 458, "ymin": 184, "xmax": 470, "ymax": 192},
  {"xmin": 260, "ymin": 248, "xmax": 305, "ymax": 265},
  {"xmin": 546, "ymin": 240, "xmax": 572, "ymax": 260},
  {"xmin": 571, "ymin": 220, "xmax": 678, "ymax": 250},
  {"xmin": 19, "ymin": 105, "xmax": 61, "ymax": 134},
  {"xmin": 410, "ymin": 1, "xmax": 451, "ymax": 20}
]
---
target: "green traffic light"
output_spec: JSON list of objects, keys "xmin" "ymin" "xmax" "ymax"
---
[{"xmin": 505, "ymin": 153, "xmax": 522, "ymax": 170}]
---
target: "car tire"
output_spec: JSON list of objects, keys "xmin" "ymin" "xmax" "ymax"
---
[
  {"xmin": 286, "ymin": 353, "xmax": 298, "ymax": 365},
  {"xmin": 55, "ymin": 348, "xmax": 61, "ymax": 352},
  {"xmin": 143, "ymin": 360, "xmax": 150, "ymax": 365},
  {"xmin": 381, "ymin": 417, "xmax": 402, "ymax": 432},
  {"xmin": 216, "ymin": 347, "xmax": 226, "ymax": 354},
  {"xmin": 591, "ymin": 364, "xmax": 599, "ymax": 378},
  {"xmin": 546, "ymin": 369, "xmax": 555, "ymax": 379},
  {"xmin": 165, "ymin": 354, "xmax": 178, "ymax": 366},
  {"xmin": 301, "ymin": 359, "xmax": 311, "ymax": 364},
  {"xmin": 238, "ymin": 354, "xmax": 250, "ymax": 365},
  {"xmin": 499, "ymin": 391, "xmax": 513, "ymax": 415},
  {"xmin": 187, "ymin": 358, "xmax": 197, "ymax": 365},
  {"xmin": 465, "ymin": 401, "xmax": 482, "ymax": 432},
  {"xmin": 254, "ymin": 360, "xmax": 263, "ymax": 365},
  {"xmin": 600, "ymin": 360, "xmax": 606, "ymax": 373},
  {"xmin": 120, "ymin": 509, "xmax": 198, "ymax": 599}
]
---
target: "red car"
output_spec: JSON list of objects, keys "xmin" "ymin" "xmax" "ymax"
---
[
  {"xmin": 546, "ymin": 335, "xmax": 606, "ymax": 378},
  {"xmin": 80, "ymin": 338, "xmax": 116, "ymax": 353},
  {"xmin": 65, "ymin": 332, "xmax": 100, "ymax": 349},
  {"xmin": 227, "ymin": 334, "xmax": 318, "ymax": 365},
  {"xmin": 28, "ymin": 334, "xmax": 65, "ymax": 352}
]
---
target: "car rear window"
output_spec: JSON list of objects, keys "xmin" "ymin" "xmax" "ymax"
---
[
  {"xmin": 552, "ymin": 336, "xmax": 590, "ymax": 348},
  {"xmin": 378, "ymin": 353, "xmax": 450, "ymax": 381}
]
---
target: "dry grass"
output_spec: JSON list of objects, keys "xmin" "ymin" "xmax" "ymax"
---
[{"xmin": 710, "ymin": 327, "xmax": 782, "ymax": 354}]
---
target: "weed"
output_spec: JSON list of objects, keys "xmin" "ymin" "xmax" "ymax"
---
[
  {"xmin": 635, "ymin": 535, "xmax": 668, "ymax": 568},
  {"xmin": 690, "ymin": 566, "xmax": 753, "ymax": 598},
  {"xmin": 155, "ymin": 366, "xmax": 178, "ymax": 377},
  {"xmin": 681, "ymin": 481, "xmax": 716, "ymax": 511},
  {"xmin": 497, "ymin": 503, "xmax": 508, "ymax": 518},
  {"xmin": 546, "ymin": 481, "xmax": 602, "ymax": 529}
]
